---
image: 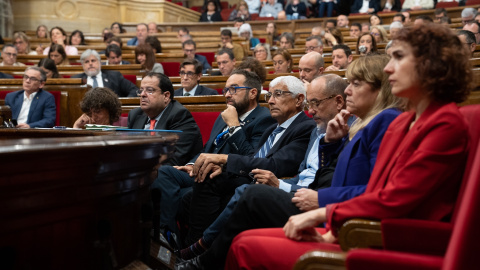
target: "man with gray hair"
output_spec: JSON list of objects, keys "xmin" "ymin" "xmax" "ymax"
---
[
  {"xmin": 0, "ymin": 44, "xmax": 25, "ymax": 66},
  {"xmin": 176, "ymin": 74, "xmax": 347, "ymax": 268},
  {"xmin": 305, "ymin": 35, "xmax": 324, "ymax": 54},
  {"xmin": 5, "ymin": 66, "xmax": 56, "ymax": 128},
  {"xmin": 389, "ymin": 21, "xmax": 403, "ymax": 37},
  {"xmin": 72, "ymin": 49, "xmax": 137, "ymax": 97},
  {"xmin": 462, "ymin": 7, "xmax": 477, "ymax": 25}
]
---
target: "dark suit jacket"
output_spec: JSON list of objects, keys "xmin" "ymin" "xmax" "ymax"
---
[
  {"xmin": 72, "ymin": 70, "xmax": 137, "ymax": 97},
  {"xmin": 328, "ymin": 102, "xmax": 470, "ymax": 234},
  {"xmin": 192, "ymin": 105, "xmax": 276, "ymax": 163},
  {"xmin": 195, "ymin": 54, "xmax": 212, "ymax": 74},
  {"xmin": 127, "ymin": 100, "xmax": 203, "ymax": 166},
  {"xmin": 0, "ymin": 72, "xmax": 13, "ymax": 79},
  {"xmin": 351, "ymin": 0, "xmax": 381, "ymax": 13},
  {"xmin": 5, "ymin": 89, "xmax": 56, "ymax": 128},
  {"xmin": 227, "ymin": 112, "xmax": 316, "ymax": 179},
  {"xmin": 174, "ymin": 85, "xmax": 218, "ymax": 96}
]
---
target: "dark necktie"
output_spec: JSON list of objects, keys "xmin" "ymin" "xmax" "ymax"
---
[
  {"xmin": 92, "ymin": 75, "xmax": 98, "ymax": 88},
  {"xmin": 255, "ymin": 126, "xmax": 285, "ymax": 158}
]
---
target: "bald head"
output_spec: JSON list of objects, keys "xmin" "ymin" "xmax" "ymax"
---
[{"xmin": 299, "ymin": 52, "xmax": 324, "ymax": 82}]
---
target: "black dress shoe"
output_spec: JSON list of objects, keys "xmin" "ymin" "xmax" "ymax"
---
[{"xmin": 175, "ymin": 256, "xmax": 204, "ymax": 270}]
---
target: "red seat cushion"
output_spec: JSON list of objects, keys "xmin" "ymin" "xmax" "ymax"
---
[
  {"xmin": 191, "ymin": 111, "xmax": 221, "ymax": 145},
  {"xmin": 196, "ymin": 52, "xmax": 215, "ymax": 66},
  {"xmin": 122, "ymin": 74, "xmax": 137, "ymax": 85},
  {"xmin": 161, "ymin": 62, "xmax": 180, "ymax": 76}
]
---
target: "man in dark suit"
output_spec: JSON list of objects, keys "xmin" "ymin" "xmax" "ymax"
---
[
  {"xmin": 127, "ymin": 72, "xmax": 202, "ymax": 166},
  {"xmin": 152, "ymin": 70, "xmax": 276, "ymax": 243},
  {"xmin": 174, "ymin": 59, "xmax": 218, "ymax": 97},
  {"xmin": 210, "ymin": 48, "xmax": 236, "ymax": 76},
  {"xmin": 103, "ymin": 44, "xmax": 130, "ymax": 65},
  {"xmin": 72, "ymin": 49, "xmax": 137, "ymax": 97},
  {"xmin": 182, "ymin": 39, "xmax": 212, "ymax": 74},
  {"xmin": 5, "ymin": 67, "xmax": 56, "ymax": 128},
  {"xmin": 0, "ymin": 72, "xmax": 13, "ymax": 78},
  {"xmin": 178, "ymin": 75, "xmax": 316, "ymax": 257}
]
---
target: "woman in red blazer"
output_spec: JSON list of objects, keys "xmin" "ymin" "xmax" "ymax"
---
[{"xmin": 224, "ymin": 23, "xmax": 472, "ymax": 270}]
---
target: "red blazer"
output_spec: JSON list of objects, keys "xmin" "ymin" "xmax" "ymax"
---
[{"xmin": 327, "ymin": 102, "xmax": 470, "ymax": 235}]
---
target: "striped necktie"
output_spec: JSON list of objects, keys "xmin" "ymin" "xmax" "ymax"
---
[
  {"xmin": 92, "ymin": 76, "xmax": 98, "ymax": 88},
  {"xmin": 255, "ymin": 126, "xmax": 285, "ymax": 158}
]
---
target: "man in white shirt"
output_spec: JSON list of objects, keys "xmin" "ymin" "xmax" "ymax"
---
[{"xmin": 0, "ymin": 45, "xmax": 25, "ymax": 66}]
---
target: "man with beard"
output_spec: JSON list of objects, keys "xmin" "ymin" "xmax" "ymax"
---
[
  {"xmin": 151, "ymin": 69, "xmax": 275, "ymax": 242},
  {"xmin": 72, "ymin": 49, "xmax": 137, "ymax": 97}
]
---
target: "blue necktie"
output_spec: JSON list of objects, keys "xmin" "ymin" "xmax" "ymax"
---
[
  {"xmin": 215, "ymin": 129, "xmax": 229, "ymax": 145},
  {"xmin": 255, "ymin": 126, "xmax": 285, "ymax": 158},
  {"xmin": 92, "ymin": 75, "xmax": 98, "ymax": 88}
]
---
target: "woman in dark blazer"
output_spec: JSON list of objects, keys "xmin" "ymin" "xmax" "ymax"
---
[{"xmin": 199, "ymin": 0, "xmax": 223, "ymax": 22}]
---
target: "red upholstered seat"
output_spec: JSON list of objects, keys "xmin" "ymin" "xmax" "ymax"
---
[
  {"xmin": 191, "ymin": 111, "xmax": 221, "ymax": 145},
  {"xmin": 259, "ymin": 38, "xmax": 266, "ymax": 43},
  {"xmin": 466, "ymin": 0, "xmax": 480, "ymax": 5},
  {"xmin": 161, "ymin": 62, "xmax": 180, "ymax": 76},
  {"xmin": 435, "ymin": 1, "xmax": 458, "ymax": 8},
  {"xmin": 345, "ymin": 105, "xmax": 480, "ymax": 270},
  {"xmin": 122, "ymin": 74, "xmax": 137, "ymax": 85},
  {"xmin": 256, "ymin": 16, "xmax": 274, "ymax": 21},
  {"xmin": 196, "ymin": 52, "xmax": 215, "ymax": 66}
]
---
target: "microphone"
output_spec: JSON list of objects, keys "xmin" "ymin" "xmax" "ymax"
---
[{"xmin": 359, "ymin": 45, "xmax": 367, "ymax": 54}]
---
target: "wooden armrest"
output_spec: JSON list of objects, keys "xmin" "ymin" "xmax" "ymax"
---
[
  {"xmin": 293, "ymin": 250, "xmax": 347, "ymax": 270},
  {"xmin": 338, "ymin": 219, "xmax": 382, "ymax": 251}
]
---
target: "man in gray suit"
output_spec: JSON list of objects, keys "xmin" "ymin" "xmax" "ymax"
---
[
  {"xmin": 128, "ymin": 72, "xmax": 202, "ymax": 166},
  {"xmin": 174, "ymin": 59, "xmax": 218, "ymax": 97}
]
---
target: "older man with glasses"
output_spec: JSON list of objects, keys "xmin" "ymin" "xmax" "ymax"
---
[
  {"xmin": 1, "ymin": 44, "xmax": 25, "ymax": 66},
  {"xmin": 463, "ymin": 21, "xmax": 480, "ymax": 44},
  {"xmin": 174, "ymin": 59, "xmax": 218, "ymax": 96},
  {"xmin": 5, "ymin": 66, "xmax": 56, "ymax": 128}
]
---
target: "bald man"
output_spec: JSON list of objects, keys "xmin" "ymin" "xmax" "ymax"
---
[{"xmin": 298, "ymin": 52, "xmax": 324, "ymax": 83}]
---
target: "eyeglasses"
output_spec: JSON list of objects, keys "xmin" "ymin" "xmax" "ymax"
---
[
  {"xmin": 305, "ymin": 95, "xmax": 335, "ymax": 110},
  {"xmin": 370, "ymin": 32, "xmax": 380, "ymax": 37},
  {"xmin": 183, "ymin": 49, "xmax": 195, "ymax": 53},
  {"xmin": 305, "ymin": 46, "xmax": 319, "ymax": 52},
  {"xmin": 179, "ymin": 71, "xmax": 196, "ymax": 77},
  {"xmin": 463, "ymin": 19, "xmax": 475, "ymax": 24},
  {"xmin": 265, "ymin": 89, "xmax": 293, "ymax": 101},
  {"xmin": 136, "ymin": 87, "xmax": 161, "ymax": 95},
  {"xmin": 4, "ymin": 52, "xmax": 17, "ymax": 57},
  {"xmin": 23, "ymin": 75, "xmax": 41, "ymax": 82},
  {"xmin": 222, "ymin": 86, "xmax": 252, "ymax": 95},
  {"xmin": 254, "ymin": 49, "xmax": 266, "ymax": 54}
]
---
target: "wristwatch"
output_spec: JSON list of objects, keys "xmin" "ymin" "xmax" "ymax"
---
[{"xmin": 228, "ymin": 125, "xmax": 241, "ymax": 134}]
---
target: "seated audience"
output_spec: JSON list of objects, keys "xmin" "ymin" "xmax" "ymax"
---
[
  {"xmin": 225, "ymin": 22, "xmax": 472, "ymax": 270},
  {"xmin": 135, "ymin": 44, "xmax": 164, "ymax": 74},
  {"xmin": 211, "ymin": 48, "xmax": 236, "ymax": 76},
  {"xmin": 238, "ymin": 23, "xmax": 260, "ymax": 49},
  {"xmin": 279, "ymin": 32, "xmax": 295, "ymax": 49},
  {"xmin": 72, "ymin": 49, "xmax": 138, "ymax": 97},
  {"xmin": 461, "ymin": 7, "xmax": 476, "ymax": 25},
  {"xmin": 174, "ymin": 59, "xmax": 217, "ymax": 96},
  {"xmin": 13, "ymin": 32, "xmax": 37, "ymax": 55},
  {"xmin": 106, "ymin": 36, "xmax": 123, "ymax": 49},
  {"xmin": 5, "ymin": 67, "xmax": 56, "ymax": 128},
  {"xmin": 324, "ymin": 19, "xmax": 337, "ymax": 28},
  {"xmin": 234, "ymin": 17, "xmax": 245, "ymax": 29},
  {"xmin": 361, "ymin": 22, "xmax": 371, "ymax": 33},
  {"xmin": 104, "ymin": 44, "xmax": 130, "ymax": 65},
  {"xmin": 393, "ymin": 12, "xmax": 406, "ymax": 24},
  {"xmin": 48, "ymin": 44, "xmax": 70, "ymax": 66},
  {"xmin": 369, "ymin": 14, "xmax": 382, "ymax": 26},
  {"xmin": 349, "ymin": 23, "xmax": 361, "ymax": 38},
  {"xmin": 325, "ymin": 44, "xmax": 353, "ymax": 71},
  {"xmin": 200, "ymin": 0, "xmax": 223, "ymax": 22},
  {"xmin": 177, "ymin": 27, "xmax": 190, "ymax": 41},
  {"xmin": 383, "ymin": 0, "xmax": 402, "ymax": 12},
  {"xmin": 145, "ymin": 36, "xmax": 162, "ymax": 53},
  {"xmin": 253, "ymin": 43, "xmax": 271, "ymax": 61},
  {"xmin": 73, "ymin": 87, "xmax": 122, "ymax": 129},
  {"xmin": 183, "ymin": 40, "xmax": 211, "ymax": 74},
  {"xmin": 127, "ymin": 23, "xmax": 148, "ymax": 46},
  {"xmin": 38, "ymin": 58, "xmax": 60, "ymax": 78},
  {"xmin": 351, "ymin": 0, "xmax": 381, "ymax": 14},
  {"xmin": 266, "ymin": 22, "xmax": 281, "ymax": 44},
  {"xmin": 110, "ymin": 22, "xmax": 125, "ymax": 34},
  {"xmin": 229, "ymin": 1, "xmax": 251, "ymax": 21},
  {"xmin": 305, "ymin": 35, "xmax": 324, "ymax": 54},
  {"xmin": 220, "ymin": 29, "xmax": 245, "ymax": 61},
  {"xmin": 128, "ymin": 72, "xmax": 203, "ymax": 166},
  {"xmin": 272, "ymin": 49, "xmax": 293, "ymax": 74},
  {"xmin": 260, "ymin": 0, "xmax": 283, "ymax": 18},
  {"xmin": 401, "ymin": 0, "xmax": 433, "ymax": 11},
  {"xmin": 414, "ymin": 15, "xmax": 434, "ymax": 25},
  {"xmin": 0, "ymin": 44, "xmax": 25, "ymax": 66},
  {"xmin": 356, "ymin": 33, "xmax": 377, "ymax": 55},
  {"xmin": 285, "ymin": 0, "xmax": 307, "ymax": 20},
  {"xmin": 458, "ymin": 30, "xmax": 476, "ymax": 58},
  {"xmin": 434, "ymin": 7, "xmax": 448, "ymax": 23},
  {"xmin": 36, "ymin": 25, "xmax": 48, "ymax": 39},
  {"xmin": 325, "ymin": 28, "xmax": 344, "ymax": 46},
  {"xmin": 402, "ymin": 11, "xmax": 412, "ymax": 24},
  {"xmin": 202, "ymin": 0, "xmax": 222, "ymax": 12},
  {"xmin": 69, "ymin": 30, "xmax": 86, "ymax": 46},
  {"xmin": 39, "ymin": 26, "xmax": 78, "ymax": 56},
  {"xmin": 299, "ymin": 52, "xmax": 325, "ymax": 83},
  {"xmin": 371, "ymin": 25, "xmax": 388, "ymax": 43}
]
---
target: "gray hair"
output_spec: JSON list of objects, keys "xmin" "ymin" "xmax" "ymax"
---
[
  {"xmin": 25, "ymin": 66, "xmax": 47, "ymax": 82},
  {"xmin": 462, "ymin": 8, "xmax": 477, "ymax": 19},
  {"xmin": 238, "ymin": 23, "xmax": 253, "ymax": 39},
  {"xmin": 269, "ymin": 75, "xmax": 306, "ymax": 97},
  {"xmin": 80, "ymin": 49, "xmax": 101, "ymax": 63},
  {"xmin": 390, "ymin": 21, "xmax": 403, "ymax": 29},
  {"xmin": 2, "ymin": 44, "xmax": 16, "ymax": 53},
  {"xmin": 320, "ymin": 74, "xmax": 347, "ymax": 100},
  {"xmin": 306, "ymin": 35, "xmax": 324, "ymax": 47}
]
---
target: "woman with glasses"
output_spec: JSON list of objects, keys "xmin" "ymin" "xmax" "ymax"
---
[
  {"xmin": 253, "ymin": 43, "xmax": 271, "ymax": 61},
  {"xmin": 135, "ymin": 44, "xmax": 164, "ymax": 74},
  {"xmin": 13, "ymin": 32, "xmax": 37, "ymax": 55},
  {"xmin": 371, "ymin": 25, "xmax": 388, "ymax": 43}
]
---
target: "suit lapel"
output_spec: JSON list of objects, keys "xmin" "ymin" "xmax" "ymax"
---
[
  {"xmin": 27, "ymin": 90, "xmax": 41, "ymax": 122},
  {"xmin": 266, "ymin": 112, "xmax": 307, "ymax": 157}
]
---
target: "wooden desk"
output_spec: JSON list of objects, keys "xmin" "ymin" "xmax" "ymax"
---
[{"xmin": 0, "ymin": 131, "xmax": 178, "ymax": 270}]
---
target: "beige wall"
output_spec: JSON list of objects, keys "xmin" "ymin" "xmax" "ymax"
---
[{"xmin": 12, "ymin": 0, "xmax": 200, "ymax": 34}]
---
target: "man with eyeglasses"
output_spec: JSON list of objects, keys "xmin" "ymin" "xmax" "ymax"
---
[
  {"xmin": 151, "ymin": 69, "xmax": 275, "ymax": 247},
  {"xmin": 305, "ymin": 35, "xmax": 324, "ymax": 55},
  {"xmin": 5, "ymin": 66, "xmax": 56, "ymax": 128},
  {"xmin": 463, "ymin": 21, "xmax": 480, "ymax": 44},
  {"xmin": 182, "ymin": 40, "xmax": 211, "ymax": 74},
  {"xmin": 128, "ymin": 72, "xmax": 202, "ymax": 166},
  {"xmin": 174, "ymin": 59, "xmax": 218, "ymax": 96},
  {"xmin": 211, "ymin": 48, "xmax": 236, "ymax": 76},
  {"xmin": 458, "ymin": 30, "xmax": 477, "ymax": 58},
  {"xmin": 299, "ymin": 51, "xmax": 324, "ymax": 83},
  {"xmin": 176, "ymin": 75, "xmax": 342, "ymax": 269},
  {"xmin": 461, "ymin": 7, "xmax": 477, "ymax": 26},
  {"xmin": 72, "ymin": 49, "xmax": 137, "ymax": 97},
  {"xmin": 0, "ymin": 44, "xmax": 25, "ymax": 66}
]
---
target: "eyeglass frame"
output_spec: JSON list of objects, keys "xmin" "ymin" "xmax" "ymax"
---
[
  {"xmin": 23, "ymin": 74, "xmax": 42, "ymax": 83},
  {"xmin": 222, "ymin": 86, "xmax": 252, "ymax": 95},
  {"xmin": 179, "ymin": 71, "xmax": 198, "ymax": 78},
  {"xmin": 305, "ymin": 95, "xmax": 335, "ymax": 110},
  {"xmin": 305, "ymin": 46, "xmax": 320, "ymax": 52},
  {"xmin": 264, "ymin": 89, "xmax": 294, "ymax": 102},
  {"xmin": 136, "ymin": 87, "xmax": 163, "ymax": 96}
]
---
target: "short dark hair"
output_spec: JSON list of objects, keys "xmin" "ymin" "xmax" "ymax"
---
[
  {"xmin": 306, "ymin": 35, "xmax": 323, "ymax": 46},
  {"xmin": 69, "ymin": 30, "xmax": 86, "ymax": 45},
  {"xmin": 217, "ymin": 48, "xmax": 235, "ymax": 60},
  {"xmin": 237, "ymin": 57, "xmax": 267, "ymax": 84},
  {"xmin": 332, "ymin": 44, "xmax": 352, "ymax": 58},
  {"xmin": 440, "ymin": 17, "xmax": 452, "ymax": 24},
  {"xmin": 145, "ymin": 72, "xmax": 175, "ymax": 100},
  {"xmin": 135, "ymin": 44, "xmax": 156, "ymax": 71},
  {"xmin": 182, "ymin": 39, "xmax": 196, "ymax": 49},
  {"xmin": 458, "ymin": 30, "xmax": 476, "ymax": 45},
  {"xmin": 145, "ymin": 36, "xmax": 162, "ymax": 53},
  {"xmin": 393, "ymin": 13, "xmax": 406, "ymax": 22},
  {"xmin": 416, "ymin": 15, "xmax": 433, "ymax": 23},
  {"xmin": 180, "ymin": 59, "xmax": 203, "ymax": 75},
  {"xmin": 221, "ymin": 29, "xmax": 232, "ymax": 37},
  {"xmin": 2, "ymin": 43, "xmax": 16, "ymax": 52},
  {"xmin": 230, "ymin": 69, "xmax": 262, "ymax": 102},
  {"xmin": 110, "ymin": 22, "xmax": 125, "ymax": 33},
  {"xmin": 48, "ymin": 44, "xmax": 68, "ymax": 65},
  {"xmin": 234, "ymin": 18, "xmax": 245, "ymax": 24},
  {"xmin": 38, "ymin": 58, "xmax": 60, "ymax": 78},
  {"xmin": 25, "ymin": 66, "xmax": 47, "ymax": 82},
  {"xmin": 434, "ymin": 8, "xmax": 447, "ymax": 16},
  {"xmin": 105, "ymin": 44, "xmax": 122, "ymax": 57},
  {"xmin": 80, "ymin": 87, "xmax": 122, "ymax": 124},
  {"xmin": 351, "ymin": 23, "xmax": 361, "ymax": 30},
  {"xmin": 179, "ymin": 27, "xmax": 189, "ymax": 34},
  {"xmin": 106, "ymin": 36, "xmax": 123, "ymax": 48},
  {"xmin": 325, "ymin": 19, "xmax": 337, "ymax": 27}
]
